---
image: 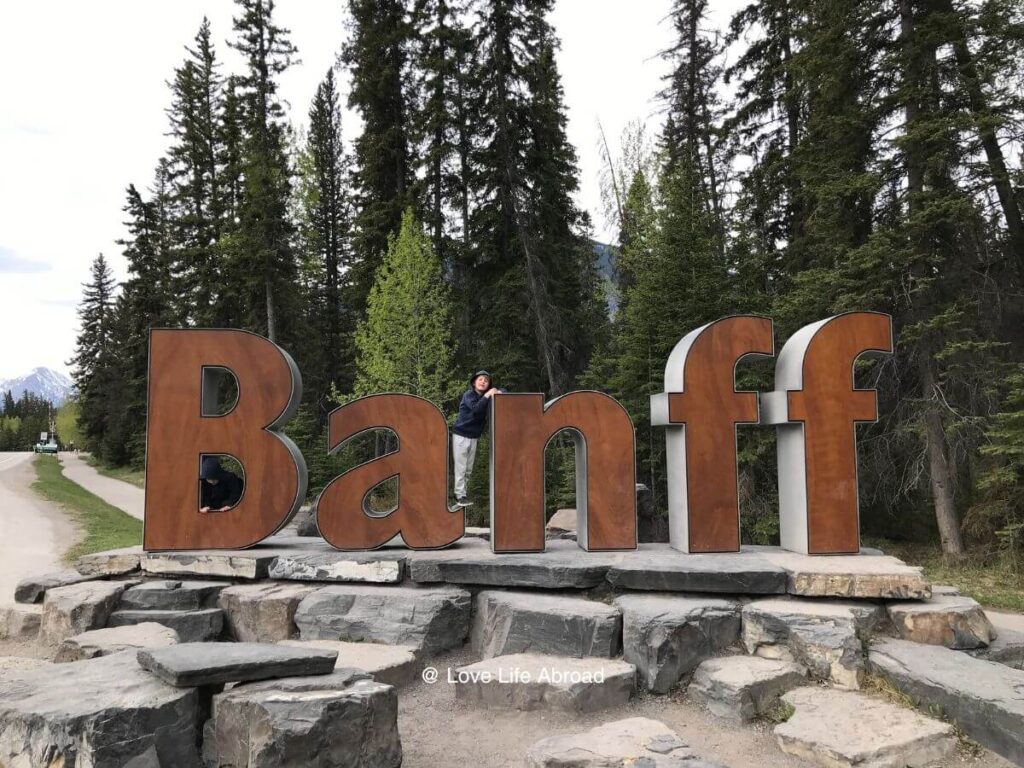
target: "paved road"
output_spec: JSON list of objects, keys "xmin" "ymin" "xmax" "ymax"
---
[
  {"xmin": 0, "ymin": 453, "xmax": 79, "ymax": 606},
  {"xmin": 61, "ymin": 452, "xmax": 144, "ymax": 521}
]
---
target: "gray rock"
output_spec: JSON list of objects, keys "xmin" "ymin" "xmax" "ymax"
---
[
  {"xmin": 931, "ymin": 584, "xmax": 960, "ymax": 596},
  {"xmin": 887, "ymin": 594, "xmax": 996, "ymax": 649},
  {"xmin": 464, "ymin": 526, "xmax": 490, "ymax": 540},
  {"xmin": 742, "ymin": 597, "xmax": 883, "ymax": 689},
  {"xmin": 408, "ymin": 537, "xmax": 617, "ymax": 588},
  {"xmin": 688, "ymin": 655, "xmax": 806, "ymax": 722},
  {"xmin": 869, "ymin": 637, "xmax": 1024, "ymax": 764},
  {"xmin": 0, "ymin": 656, "xmax": 51, "ymax": 673},
  {"xmin": 775, "ymin": 686, "xmax": 956, "ymax": 768},
  {"xmin": 546, "ymin": 508, "xmax": 577, "ymax": 534},
  {"xmin": 108, "ymin": 607, "xmax": 224, "ymax": 641},
  {"xmin": 527, "ymin": 717, "xmax": 726, "ymax": 768},
  {"xmin": 454, "ymin": 653, "xmax": 635, "ymax": 713},
  {"xmin": 0, "ymin": 603, "xmax": 41, "ymax": 640},
  {"xmin": 0, "ymin": 651, "xmax": 201, "ymax": 767},
  {"xmin": 753, "ymin": 547, "xmax": 931, "ymax": 599},
  {"xmin": 471, "ymin": 590, "xmax": 621, "ymax": 659},
  {"xmin": 14, "ymin": 568, "xmax": 92, "ymax": 603},
  {"xmin": 614, "ymin": 594, "xmax": 741, "ymax": 693},
  {"xmin": 137, "ymin": 641, "xmax": 338, "ymax": 687},
  {"xmin": 607, "ymin": 545, "xmax": 787, "ymax": 594},
  {"xmin": 76, "ymin": 546, "xmax": 142, "ymax": 577},
  {"xmin": 971, "ymin": 610, "xmax": 1024, "ymax": 669},
  {"xmin": 278, "ymin": 640, "xmax": 419, "ymax": 687},
  {"xmin": 120, "ymin": 579, "xmax": 228, "ymax": 610},
  {"xmin": 268, "ymin": 550, "xmax": 404, "ymax": 583},
  {"xmin": 54, "ymin": 622, "xmax": 179, "ymax": 662},
  {"xmin": 202, "ymin": 669, "xmax": 401, "ymax": 768},
  {"xmin": 142, "ymin": 551, "xmax": 275, "ymax": 579},
  {"xmin": 291, "ymin": 504, "xmax": 319, "ymax": 536},
  {"xmin": 140, "ymin": 535, "xmax": 408, "ymax": 584},
  {"xmin": 40, "ymin": 579, "xmax": 133, "ymax": 645},
  {"xmin": 295, "ymin": 583, "xmax": 471, "ymax": 655},
  {"xmin": 219, "ymin": 582, "xmax": 317, "ymax": 642}
]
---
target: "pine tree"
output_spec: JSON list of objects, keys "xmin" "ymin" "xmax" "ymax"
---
[
  {"xmin": 298, "ymin": 68, "xmax": 354, "ymax": 413},
  {"xmin": 108, "ymin": 177, "xmax": 179, "ymax": 465},
  {"xmin": 229, "ymin": 0, "xmax": 300, "ymax": 344},
  {"xmin": 353, "ymin": 209, "xmax": 457, "ymax": 408},
  {"xmin": 69, "ymin": 253, "xmax": 117, "ymax": 452},
  {"xmin": 166, "ymin": 18, "xmax": 225, "ymax": 325},
  {"xmin": 469, "ymin": 0, "xmax": 600, "ymax": 395},
  {"xmin": 409, "ymin": 0, "xmax": 471, "ymax": 266},
  {"xmin": 343, "ymin": 0, "xmax": 415, "ymax": 314}
]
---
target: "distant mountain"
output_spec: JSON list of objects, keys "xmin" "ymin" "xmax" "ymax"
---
[
  {"xmin": 591, "ymin": 240, "xmax": 620, "ymax": 315},
  {"xmin": 0, "ymin": 367, "xmax": 74, "ymax": 406}
]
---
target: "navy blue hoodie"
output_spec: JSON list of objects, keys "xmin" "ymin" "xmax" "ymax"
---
[{"xmin": 452, "ymin": 372, "xmax": 496, "ymax": 439}]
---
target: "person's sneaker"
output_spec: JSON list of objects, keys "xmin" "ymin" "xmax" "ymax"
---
[{"xmin": 456, "ymin": 497, "xmax": 474, "ymax": 508}]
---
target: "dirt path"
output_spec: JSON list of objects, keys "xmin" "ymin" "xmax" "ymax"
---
[
  {"xmin": 60, "ymin": 452, "xmax": 144, "ymax": 520},
  {"xmin": 397, "ymin": 648, "xmax": 1013, "ymax": 768},
  {"xmin": 0, "ymin": 453, "xmax": 80, "ymax": 605}
]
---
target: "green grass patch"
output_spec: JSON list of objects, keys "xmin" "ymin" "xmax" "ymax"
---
[
  {"xmin": 31, "ymin": 455, "xmax": 142, "ymax": 562},
  {"xmin": 83, "ymin": 454, "xmax": 145, "ymax": 489},
  {"xmin": 868, "ymin": 538, "xmax": 1024, "ymax": 613}
]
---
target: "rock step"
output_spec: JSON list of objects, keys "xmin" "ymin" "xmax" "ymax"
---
[
  {"xmin": 278, "ymin": 639, "xmax": 419, "ymax": 687},
  {"xmin": 870, "ymin": 637, "xmax": 1024, "ymax": 764},
  {"xmin": 453, "ymin": 653, "xmax": 635, "ymax": 713},
  {"xmin": 688, "ymin": 655, "xmax": 806, "ymax": 722},
  {"xmin": 526, "ymin": 717, "xmax": 727, "ymax": 767},
  {"xmin": 40, "ymin": 580, "xmax": 136, "ymax": 645},
  {"xmin": 74, "ymin": 535, "xmax": 931, "ymax": 598},
  {"xmin": 886, "ymin": 594, "xmax": 995, "ymax": 649},
  {"xmin": 75, "ymin": 546, "xmax": 142, "ymax": 577},
  {"xmin": 137, "ymin": 641, "xmax": 338, "ymax": 687},
  {"xmin": 615, "ymin": 593, "xmax": 740, "ymax": 693},
  {"xmin": 54, "ymin": 622, "xmax": 179, "ymax": 662},
  {"xmin": 971, "ymin": 610, "xmax": 1024, "ymax": 668},
  {"xmin": 203, "ymin": 669, "xmax": 401, "ymax": 768},
  {"xmin": 607, "ymin": 546, "xmax": 787, "ymax": 594},
  {"xmin": 294, "ymin": 583, "xmax": 470, "ymax": 655},
  {"xmin": 470, "ymin": 590, "xmax": 621, "ymax": 659},
  {"xmin": 107, "ymin": 607, "xmax": 224, "ymax": 642},
  {"xmin": 775, "ymin": 686, "xmax": 956, "ymax": 768},
  {"xmin": 218, "ymin": 582, "xmax": 317, "ymax": 642},
  {"xmin": 742, "ymin": 596, "xmax": 883, "ymax": 689},
  {"xmin": 0, "ymin": 651, "xmax": 202, "ymax": 766},
  {"xmin": 120, "ymin": 579, "xmax": 228, "ymax": 611},
  {"xmin": 14, "ymin": 569, "xmax": 92, "ymax": 604}
]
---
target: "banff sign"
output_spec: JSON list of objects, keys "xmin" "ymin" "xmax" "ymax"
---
[{"xmin": 144, "ymin": 312, "xmax": 892, "ymax": 557}]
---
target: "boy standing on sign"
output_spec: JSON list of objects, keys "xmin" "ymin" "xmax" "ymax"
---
[{"xmin": 451, "ymin": 370, "xmax": 501, "ymax": 508}]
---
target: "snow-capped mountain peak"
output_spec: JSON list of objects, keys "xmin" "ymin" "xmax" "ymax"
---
[{"xmin": 0, "ymin": 367, "xmax": 74, "ymax": 406}]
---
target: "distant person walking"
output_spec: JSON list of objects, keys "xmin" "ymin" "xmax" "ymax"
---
[
  {"xmin": 199, "ymin": 456, "xmax": 244, "ymax": 513},
  {"xmin": 451, "ymin": 370, "xmax": 501, "ymax": 508}
]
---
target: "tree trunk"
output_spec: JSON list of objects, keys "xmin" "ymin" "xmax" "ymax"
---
[
  {"xmin": 923, "ymin": 368, "xmax": 966, "ymax": 556},
  {"xmin": 265, "ymin": 279, "xmax": 277, "ymax": 342},
  {"xmin": 947, "ymin": 20, "xmax": 1024, "ymax": 275}
]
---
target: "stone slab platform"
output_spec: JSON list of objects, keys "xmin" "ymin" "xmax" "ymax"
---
[{"xmin": 76, "ymin": 535, "xmax": 930, "ymax": 599}]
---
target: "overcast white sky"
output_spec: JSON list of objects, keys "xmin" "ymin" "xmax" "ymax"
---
[{"xmin": 0, "ymin": 0, "xmax": 741, "ymax": 381}]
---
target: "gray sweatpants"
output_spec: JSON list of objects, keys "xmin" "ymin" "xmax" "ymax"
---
[{"xmin": 452, "ymin": 434, "xmax": 478, "ymax": 499}]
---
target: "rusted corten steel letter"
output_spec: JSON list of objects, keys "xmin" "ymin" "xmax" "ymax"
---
[
  {"xmin": 490, "ymin": 391, "xmax": 637, "ymax": 553},
  {"xmin": 144, "ymin": 329, "xmax": 306, "ymax": 550},
  {"xmin": 652, "ymin": 316, "xmax": 775, "ymax": 553},
  {"xmin": 761, "ymin": 312, "xmax": 893, "ymax": 554},
  {"xmin": 317, "ymin": 393, "xmax": 463, "ymax": 550}
]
